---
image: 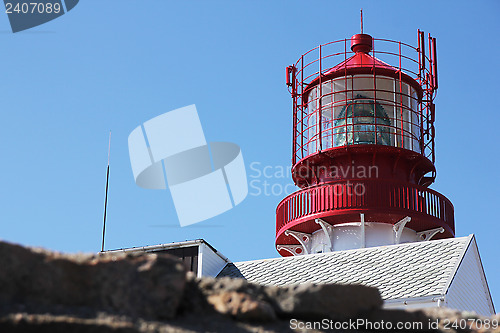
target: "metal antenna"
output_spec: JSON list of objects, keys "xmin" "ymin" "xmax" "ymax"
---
[
  {"xmin": 101, "ymin": 131, "xmax": 111, "ymax": 252},
  {"xmin": 360, "ymin": 9, "xmax": 363, "ymax": 34}
]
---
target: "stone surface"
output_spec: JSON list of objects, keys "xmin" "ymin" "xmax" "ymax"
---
[
  {"xmin": 0, "ymin": 313, "xmax": 138, "ymax": 333},
  {"xmin": 0, "ymin": 241, "xmax": 186, "ymax": 320},
  {"xmin": 419, "ymin": 308, "xmax": 500, "ymax": 333},
  {"xmin": 0, "ymin": 241, "xmax": 498, "ymax": 333},
  {"xmin": 264, "ymin": 283, "xmax": 383, "ymax": 320},
  {"xmin": 207, "ymin": 291, "xmax": 276, "ymax": 322},
  {"xmin": 196, "ymin": 277, "xmax": 382, "ymax": 321}
]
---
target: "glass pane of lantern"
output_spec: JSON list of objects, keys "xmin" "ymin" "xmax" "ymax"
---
[
  {"xmin": 321, "ymin": 82, "xmax": 334, "ymax": 149},
  {"xmin": 307, "ymin": 112, "xmax": 317, "ymax": 154},
  {"xmin": 303, "ymin": 75, "xmax": 421, "ymax": 155},
  {"xmin": 402, "ymin": 83, "xmax": 412, "ymax": 150},
  {"xmin": 411, "ymin": 89, "xmax": 420, "ymax": 152},
  {"xmin": 333, "ymin": 77, "xmax": 347, "ymax": 124},
  {"xmin": 306, "ymin": 88, "xmax": 317, "ymax": 154},
  {"xmin": 376, "ymin": 77, "xmax": 397, "ymax": 147},
  {"xmin": 352, "ymin": 76, "xmax": 374, "ymax": 99}
]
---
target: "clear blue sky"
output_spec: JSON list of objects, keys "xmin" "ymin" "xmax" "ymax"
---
[{"xmin": 0, "ymin": 1, "xmax": 498, "ymax": 309}]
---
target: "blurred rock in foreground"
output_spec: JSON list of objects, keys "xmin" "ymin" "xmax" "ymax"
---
[{"xmin": 0, "ymin": 241, "xmax": 497, "ymax": 332}]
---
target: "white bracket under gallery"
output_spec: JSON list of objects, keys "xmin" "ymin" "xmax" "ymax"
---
[
  {"xmin": 315, "ymin": 218, "xmax": 333, "ymax": 251},
  {"xmin": 284, "ymin": 230, "xmax": 312, "ymax": 255},
  {"xmin": 276, "ymin": 244, "xmax": 306, "ymax": 256},
  {"xmin": 393, "ymin": 216, "xmax": 411, "ymax": 244},
  {"xmin": 360, "ymin": 213, "xmax": 366, "ymax": 248},
  {"xmin": 417, "ymin": 227, "xmax": 444, "ymax": 241}
]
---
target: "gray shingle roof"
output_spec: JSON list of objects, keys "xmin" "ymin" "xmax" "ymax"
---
[{"xmin": 218, "ymin": 236, "xmax": 471, "ymax": 301}]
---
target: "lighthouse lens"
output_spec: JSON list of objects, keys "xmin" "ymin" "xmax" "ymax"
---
[{"xmin": 334, "ymin": 96, "xmax": 391, "ymax": 146}]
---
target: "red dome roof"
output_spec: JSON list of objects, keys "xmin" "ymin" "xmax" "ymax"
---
[{"xmin": 325, "ymin": 50, "xmax": 397, "ymax": 74}]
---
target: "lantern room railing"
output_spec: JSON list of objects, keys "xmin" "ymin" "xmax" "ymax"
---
[
  {"xmin": 287, "ymin": 31, "xmax": 438, "ymax": 165},
  {"xmin": 276, "ymin": 179, "xmax": 454, "ymax": 237}
]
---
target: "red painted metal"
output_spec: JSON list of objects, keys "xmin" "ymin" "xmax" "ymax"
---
[
  {"xmin": 302, "ymin": 51, "xmax": 423, "ymax": 100},
  {"xmin": 277, "ymin": 31, "xmax": 453, "ymax": 256},
  {"xmin": 291, "ymin": 36, "xmax": 436, "ymax": 164},
  {"xmin": 291, "ymin": 145, "xmax": 435, "ymax": 187},
  {"xmin": 432, "ymin": 37, "xmax": 438, "ymax": 89},
  {"xmin": 276, "ymin": 179, "xmax": 454, "ymax": 256},
  {"xmin": 286, "ymin": 66, "xmax": 292, "ymax": 86},
  {"xmin": 351, "ymin": 33, "xmax": 372, "ymax": 53},
  {"xmin": 360, "ymin": 9, "xmax": 363, "ymax": 34}
]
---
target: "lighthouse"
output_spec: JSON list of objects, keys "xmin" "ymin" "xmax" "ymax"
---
[
  {"xmin": 217, "ymin": 29, "xmax": 493, "ymax": 314},
  {"xmin": 276, "ymin": 30, "xmax": 454, "ymax": 256},
  {"xmin": 115, "ymin": 28, "xmax": 495, "ymax": 315}
]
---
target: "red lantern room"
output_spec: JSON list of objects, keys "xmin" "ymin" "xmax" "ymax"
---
[{"xmin": 276, "ymin": 30, "xmax": 454, "ymax": 256}]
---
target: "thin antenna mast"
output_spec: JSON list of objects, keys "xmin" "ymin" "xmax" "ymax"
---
[
  {"xmin": 360, "ymin": 9, "xmax": 363, "ymax": 34},
  {"xmin": 101, "ymin": 131, "xmax": 111, "ymax": 252}
]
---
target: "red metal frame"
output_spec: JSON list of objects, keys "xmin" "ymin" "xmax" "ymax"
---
[
  {"xmin": 287, "ymin": 32, "xmax": 438, "ymax": 166},
  {"xmin": 276, "ymin": 179, "xmax": 454, "ymax": 243},
  {"xmin": 277, "ymin": 31, "xmax": 451, "ymax": 256}
]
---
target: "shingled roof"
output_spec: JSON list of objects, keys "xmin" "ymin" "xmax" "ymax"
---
[{"xmin": 218, "ymin": 236, "xmax": 472, "ymax": 301}]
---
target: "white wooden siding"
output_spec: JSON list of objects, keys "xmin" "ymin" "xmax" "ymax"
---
[
  {"xmin": 445, "ymin": 238, "xmax": 495, "ymax": 316},
  {"xmin": 198, "ymin": 243, "xmax": 227, "ymax": 277}
]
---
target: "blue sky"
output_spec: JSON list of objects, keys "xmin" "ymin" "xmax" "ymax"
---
[{"xmin": 0, "ymin": 1, "xmax": 498, "ymax": 309}]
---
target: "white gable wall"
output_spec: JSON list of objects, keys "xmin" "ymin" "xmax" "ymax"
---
[
  {"xmin": 444, "ymin": 237, "xmax": 495, "ymax": 316},
  {"xmin": 198, "ymin": 242, "xmax": 228, "ymax": 277}
]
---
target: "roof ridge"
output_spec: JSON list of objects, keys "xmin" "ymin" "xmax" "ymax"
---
[{"xmin": 327, "ymin": 51, "xmax": 397, "ymax": 74}]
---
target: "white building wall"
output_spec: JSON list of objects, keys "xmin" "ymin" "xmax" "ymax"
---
[
  {"xmin": 310, "ymin": 221, "xmax": 420, "ymax": 253},
  {"xmin": 384, "ymin": 296, "xmax": 440, "ymax": 311},
  {"xmin": 445, "ymin": 239, "xmax": 495, "ymax": 316},
  {"xmin": 198, "ymin": 243, "xmax": 228, "ymax": 277}
]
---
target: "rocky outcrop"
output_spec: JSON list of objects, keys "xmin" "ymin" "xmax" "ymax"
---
[
  {"xmin": 0, "ymin": 241, "xmax": 497, "ymax": 332},
  {"xmin": 196, "ymin": 277, "xmax": 382, "ymax": 321},
  {"xmin": 0, "ymin": 241, "xmax": 185, "ymax": 320}
]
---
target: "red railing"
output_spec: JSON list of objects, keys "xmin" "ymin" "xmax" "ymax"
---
[{"xmin": 276, "ymin": 180, "xmax": 454, "ymax": 235}]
